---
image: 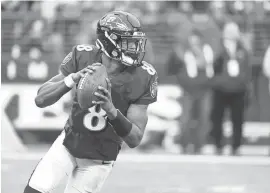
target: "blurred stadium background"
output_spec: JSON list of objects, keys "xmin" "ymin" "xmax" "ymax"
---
[{"xmin": 1, "ymin": 1, "xmax": 270, "ymax": 193}]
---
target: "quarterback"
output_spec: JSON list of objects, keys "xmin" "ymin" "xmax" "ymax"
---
[{"xmin": 23, "ymin": 11, "xmax": 158, "ymax": 193}]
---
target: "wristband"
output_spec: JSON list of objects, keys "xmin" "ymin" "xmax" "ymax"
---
[
  {"xmin": 64, "ymin": 74, "xmax": 76, "ymax": 88},
  {"xmin": 109, "ymin": 110, "xmax": 132, "ymax": 137}
]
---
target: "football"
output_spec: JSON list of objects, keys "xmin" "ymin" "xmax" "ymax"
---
[{"xmin": 77, "ymin": 64, "xmax": 108, "ymax": 109}]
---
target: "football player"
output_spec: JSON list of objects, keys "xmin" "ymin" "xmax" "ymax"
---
[{"xmin": 23, "ymin": 11, "xmax": 158, "ymax": 193}]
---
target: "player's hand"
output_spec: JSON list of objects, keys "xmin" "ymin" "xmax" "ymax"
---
[
  {"xmin": 71, "ymin": 63, "xmax": 102, "ymax": 83},
  {"xmin": 92, "ymin": 78, "xmax": 117, "ymax": 119}
]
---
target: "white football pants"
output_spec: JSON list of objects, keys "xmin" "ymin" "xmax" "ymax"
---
[{"xmin": 28, "ymin": 131, "xmax": 114, "ymax": 193}]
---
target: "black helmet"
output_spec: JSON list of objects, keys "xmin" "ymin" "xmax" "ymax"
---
[{"xmin": 96, "ymin": 11, "xmax": 147, "ymax": 67}]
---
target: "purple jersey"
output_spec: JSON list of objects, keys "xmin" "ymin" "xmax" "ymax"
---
[{"xmin": 59, "ymin": 44, "xmax": 158, "ymax": 161}]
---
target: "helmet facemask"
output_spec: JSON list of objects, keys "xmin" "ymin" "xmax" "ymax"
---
[{"xmin": 119, "ymin": 32, "xmax": 147, "ymax": 66}]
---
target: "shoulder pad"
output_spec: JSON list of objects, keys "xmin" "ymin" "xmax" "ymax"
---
[
  {"xmin": 73, "ymin": 44, "xmax": 102, "ymax": 70},
  {"xmin": 74, "ymin": 44, "xmax": 101, "ymax": 60}
]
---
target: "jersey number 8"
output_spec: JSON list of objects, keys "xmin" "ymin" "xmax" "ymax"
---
[
  {"xmin": 83, "ymin": 105, "xmax": 107, "ymax": 131},
  {"xmin": 76, "ymin": 45, "xmax": 93, "ymax": 52},
  {"xmin": 142, "ymin": 61, "xmax": 156, "ymax": 75}
]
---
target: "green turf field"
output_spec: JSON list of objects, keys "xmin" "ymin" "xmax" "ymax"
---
[{"xmin": 2, "ymin": 153, "xmax": 270, "ymax": 193}]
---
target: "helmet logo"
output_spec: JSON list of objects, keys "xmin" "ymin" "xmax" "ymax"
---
[
  {"xmin": 106, "ymin": 16, "xmax": 116, "ymax": 23},
  {"xmin": 100, "ymin": 15, "xmax": 130, "ymax": 31}
]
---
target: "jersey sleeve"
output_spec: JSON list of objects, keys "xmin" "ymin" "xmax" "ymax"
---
[
  {"xmin": 134, "ymin": 72, "xmax": 158, "ymax": 105},
  {"xmin": 59, "ymin": 46, "xmax": 78, "ymax": 76}
]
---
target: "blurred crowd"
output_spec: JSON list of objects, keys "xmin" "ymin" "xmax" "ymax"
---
[
  {"xmin": 2, "ymin": 1, "xmax": 270, "ymax": 155},
  {"xmin": 2, "ymin": 1, "xmax": 270, "ymax": 63}
]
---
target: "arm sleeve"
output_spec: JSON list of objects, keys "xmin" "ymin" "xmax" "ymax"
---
[
  {"xmin": 59, "ymin": 46, "xmax": 78, "ymax": 76},
  {"xmin": 134, "ymin": 73, "xmax": 158, "ymax": 105}
]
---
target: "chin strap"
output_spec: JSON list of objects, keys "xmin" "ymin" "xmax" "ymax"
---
[
  {"xmin": 96, "ymin": 39, "xmax": 111, "ymax": 59},
  {"xmin": 104, "ymin": 31, "xmax": 121, "ymax": 50}
]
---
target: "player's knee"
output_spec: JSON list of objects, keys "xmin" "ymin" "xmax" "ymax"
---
[
  {"xmin": 27, "ymin": 160, "xmax": 65, "ymax": 193},
  {"xmin": 28, "ymin": 165, "xmax": 60, "ymax": 193},
  {"xmin": 28, "ymin": 177, "xmax": 53, "ymax": 193},
  {"xmin": 24, "ymin": 184, "xmax": 43, "ymax": 193}
]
